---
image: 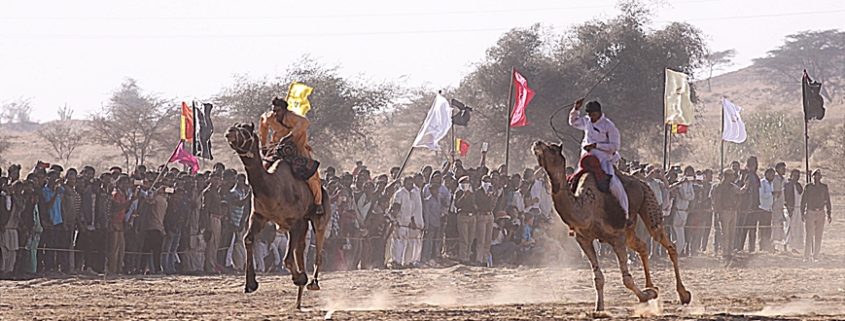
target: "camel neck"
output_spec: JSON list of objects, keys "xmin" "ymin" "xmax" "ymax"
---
[
  {"xmin": 239, "ymin": 155, "xmax": 269, "ymax": 196},
  {"xmin": 547, "ymin": 169, "xmax": 587, "ymax": 228}
]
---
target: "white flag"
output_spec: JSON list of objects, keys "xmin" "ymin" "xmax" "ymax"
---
[
  {"xmin": 664, "ymin": 69, "xmax": 695, "ymax": 125},
  {"xmin": 412, "ymin": 93, "xmax": 452, "ymax": 150},
  {"xmin": 722, "ymin": 99, "xmax": 747, "ymax": 143}
]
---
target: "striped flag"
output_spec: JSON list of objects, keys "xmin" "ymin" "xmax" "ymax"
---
[
  {"xmin": 180, "ymin": 101, "xmax": 194, "ymax": 141},
  {"xmin": 455, "ymin": 138, "xmax": 470, "ymax": 157}
]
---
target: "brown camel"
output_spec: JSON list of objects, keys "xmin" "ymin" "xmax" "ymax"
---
[
  {"xmin": 225, "ymin": 122, "xmax": 330, "ymax": 310},
  {"xmin": 532, "ymin": 141, "xmax": 691, "ymax": 312}
]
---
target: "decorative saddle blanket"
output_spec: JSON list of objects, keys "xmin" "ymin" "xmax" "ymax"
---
[
  {"xmin": 566, "ymin": 154, "xmax": 611, "ymax": 194},
  {"xmin": 263, "ymin": 137, "xmax": 319, "ymax": 181}
]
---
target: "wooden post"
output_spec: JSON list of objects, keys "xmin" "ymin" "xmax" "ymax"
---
[{"xmin": 504, "ymin": 67, "xmax": 515, "ymax": 175}]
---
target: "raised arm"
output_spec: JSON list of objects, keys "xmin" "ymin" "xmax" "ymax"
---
[
  {"xmin": 568, "ymin": 106, "xmax": 587, "ymax": 130},
  {"xmin": 258, "ymin": 114, "xmax": 271, "ymax": 148}
]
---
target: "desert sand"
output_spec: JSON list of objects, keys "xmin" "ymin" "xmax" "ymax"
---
[{"xmin": 2, "ymin": 218, "xmax": 844, "ymax": 321}]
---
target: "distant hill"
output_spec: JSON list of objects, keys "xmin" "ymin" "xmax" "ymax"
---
[{"xmin": 694, "ymin": 65, "xmax": 843, "ymax": 122}]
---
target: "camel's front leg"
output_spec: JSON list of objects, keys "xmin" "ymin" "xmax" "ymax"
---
[
  {"xmin": 244, "ymin": 213, "xmax": 268, "ymax": 293},
  {"xmin": 575, "ymin": 236, "xmax": 605, "ymax": 312},
  {"xmin": 611, "ymin": 238, "xmax": 657, "ymax": 303}
]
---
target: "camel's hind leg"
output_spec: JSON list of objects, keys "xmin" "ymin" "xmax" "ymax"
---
[
  {"xmin": 284, "ymin": 219, "xmax": 309, "ymax": 310},
  {"xmin": 610, "ymin": 237, "xmax": 657, "ymax": 303},
  {"xmin": 648, "ymin": 225, "xmax": 692, "ymax": 304},
  {"xmin": 626, "ymin": 228, "xmax": 655, "ymax": 289},
  {"xmin": 307, "ymin": 204, "xmax": 329, "ymax": 291},
  {"xmin": 244, "ymin": 213, "xmax": 268, "ymax": 293},
  {"xmin": 575, "ymin": 236, "xmax": 605, "ymax": 312}
]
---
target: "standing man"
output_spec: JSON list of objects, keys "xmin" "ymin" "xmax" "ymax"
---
[
  {"xmin": 421, "ymin": 172, "xmax": 450, "ymax": 263},
  {"xmin": 712, "ymin": 169, "xmax": 740, "ymax": 258},
  {"xmin": 736, "ymin": 156, "xmax": 761, "ymax": 253},
  {"xmin": 784, "ymin": 169, "xmax": 804, "ymax": 253},
  {"xmin": 474, "ymin": 175, "xmax": 495, "ymax": 267},
  {"xmin": 771, "ymin": 163, "xmax": 787, "ymax": 251},
  {"xmin": 387, "ymin": 177, "xmax": 423, "ymax": 268},
  {"xmin": 569, "ymin": 99, "xmax": 629, "ymax": 221},
  {"xmin": 202, "ymin": 173, "xmax": 225, "ymax": 273},
  {"xmin": 670, "ymin": 166, "xmax": 696, "ymax": 256},
  {"xmin": 141, "ymin": 184, "xmax": 168, "ymax": 274},
  {"xmin": 800, "ymin": 170, "xmax": 831, "ymax": 262},
  {"xmin": 454, "ymin": 176, "xmax": 477, "ymax": 264},
  {"xmin": 108, "ymin": 177, "xmax": 136, "ymax": 275},
  {"xmin": 758, "ymin": 169, "xmax": 776, "ymax": 252},
  {"xmin": 258, "ymin": 97, "xmax": 323, "ymax": 214}
]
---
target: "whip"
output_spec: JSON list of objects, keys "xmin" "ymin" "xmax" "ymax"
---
[{"xmin": 549, "ymin": 60, "xmax": 624, "ymax": 146}]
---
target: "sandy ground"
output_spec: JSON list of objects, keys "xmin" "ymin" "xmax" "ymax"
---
[{"xmin": 2, "ymin": 218, "xmax": 844, "ymax": 321}]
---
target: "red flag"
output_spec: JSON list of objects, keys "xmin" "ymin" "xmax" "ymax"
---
[
  {"xmin": 180, "ymin": 102, "xmax": 194, "ymax": 141},
  {"xmin": 168, "ymin": 141, "xmax": 200, "ymax": 174},
  {"xmin": 509, "ymin": 70, "xmax": 535, "ymax": 128},
  {"xmin": 455, "ymin": 138, "xmax": 470, "ymax": 157}
]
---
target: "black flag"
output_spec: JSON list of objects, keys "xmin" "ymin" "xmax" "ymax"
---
[
  {"xmin": 196, "ymin": 103, "xmax": 215, "ymax": 159},
  {"xmin": 450, "ymin": 98, "xmax": 472, "ymax": 126},
  {"xmin": 802, "ymin": 70, "xmax": 825, "ymax": 121}
]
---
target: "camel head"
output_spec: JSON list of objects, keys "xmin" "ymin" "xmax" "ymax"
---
[
  {"xmin": 226, "ymin": 122, "xmax": 258, "ymax": 158},
  {"xmin": 532, "ymin": 141, "xmax": 566, "ymax": 172},
  {"xmin": 532, "ymin": 141, "xmax": 568, "ymax": 194}
]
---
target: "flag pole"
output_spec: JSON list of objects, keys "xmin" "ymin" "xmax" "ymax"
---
[
  {"xmin": 504, "ymin": 67, "xmax": 515, "ymax": 175},
  {"xmin": 450, "ymin": 121, "xmax": 456, "ymax": 164},
  {"xmin": 667, "ymin": 126, "xmax": 673, "ymax": 170},
  {"xmin": 397, "ymin": 147, "xmax": 414, "ymax": 179},
  {"xmin": 804, "ymin": 118, "xmax": 810, "ymax": 183},
  {"xmin": 802, "ymin": 74, "xmax": 811, "ymax": 183},
  {"xmin": 720, "ymin": 100, "xmax": 725, "ymax": 175}
]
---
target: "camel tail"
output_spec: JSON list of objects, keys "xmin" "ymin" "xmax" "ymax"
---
[{"xmin": 638, "ymin": 180, "xmax": 664, "ymax": 230}]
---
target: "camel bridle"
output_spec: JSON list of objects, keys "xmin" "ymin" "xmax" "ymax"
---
[{"xmin": 230, "ymin": 126, "xmax": 257, "ymax": 159}]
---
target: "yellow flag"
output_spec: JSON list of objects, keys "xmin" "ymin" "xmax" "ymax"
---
[{"xmin": 286, "ymin": 82, "xmax": 314, "ymax": 116}]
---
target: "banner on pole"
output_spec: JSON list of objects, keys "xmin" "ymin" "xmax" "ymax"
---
[
  {"xmin": 180, "ymin": 102, "xmax": 194, "ymax": 141},
  {"xmin": 509, "ymin": 70, "xmax": 535, "ymax": 128},
  {"xmin": 287, "ymin": 82, "xmax": 314, "ymax": 116},
  {"xmin": 664, "ymin": 69, "xmax": 694, "ymax": 126},
  {"xmin": 412, "ymin": 93, "xmax": 453, "ymax": 150},
  {"xmin": 721, "ymin": 99, "xmax": 747, "ymax": 143}
]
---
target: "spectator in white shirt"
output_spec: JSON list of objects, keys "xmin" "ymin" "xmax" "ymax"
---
[
  {"xmin": 758, "ymin": 168, "xmax": 776, "ymax": 252},
  {"xmin": 388, "ymin": 177, "xmax": 424, "ymax": 268}
]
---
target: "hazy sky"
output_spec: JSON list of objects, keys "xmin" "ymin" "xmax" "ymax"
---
[{"xmin": 1, "ymin": 0, "xmax": 843, "ymax": 122}]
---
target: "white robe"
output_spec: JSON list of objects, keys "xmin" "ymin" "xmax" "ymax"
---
[{"xmin": 569, "ymin": 108, "xmax": 629, "ymax": 215}]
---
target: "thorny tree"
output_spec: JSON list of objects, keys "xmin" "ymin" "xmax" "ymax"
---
[
  {"xmin": 90, "ymin": 79, "xmax": 176, "ymax": 167},
  {"xmin": 38, "ymin": 105, "xmax": 85, "ymax": 163}
]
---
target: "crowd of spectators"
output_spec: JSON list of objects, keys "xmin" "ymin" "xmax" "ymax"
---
[{"xmin": 0, "ymin": 152, "xmax": 834, "ymax": 280}]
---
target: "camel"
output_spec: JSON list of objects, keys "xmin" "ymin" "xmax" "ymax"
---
[
  {"xmin": 225, "ymin": 122, "xmax": 330, "ymax": 310},
  {"xmin": 532, "ymin": 141, "xmax": 691, "ymax": 312}
]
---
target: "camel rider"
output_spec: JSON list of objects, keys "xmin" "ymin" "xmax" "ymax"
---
[
  {"xmin": 568, "ymin": 98, "xmax": 629, "ymax": 221},
  {"xmin": 258, "ymin": 97, "xmax": 324, "ymax": 214}
]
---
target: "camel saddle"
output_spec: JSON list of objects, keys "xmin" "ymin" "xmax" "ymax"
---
[
  {"xmin": 567, "ymin": 154, "xmax": 611, "ymax": 194},
  {"xmin": 263, "ymin": 136, "xmax": 320, "ymax": 181}
]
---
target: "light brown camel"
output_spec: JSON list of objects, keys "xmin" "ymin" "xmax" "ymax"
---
[
  {"xmin": 532, "ymin": 141, "xmax": 691, "ymax": 312},
  {"xmin": 225, "ymin": 122, "xmax": 330, "ymax": 310}
]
